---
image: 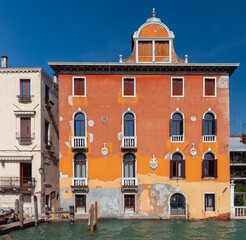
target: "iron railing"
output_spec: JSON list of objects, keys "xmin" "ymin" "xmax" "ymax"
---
[{"xmin": 0, "ymin": 177, "xmax": 35, "ymax": 188}]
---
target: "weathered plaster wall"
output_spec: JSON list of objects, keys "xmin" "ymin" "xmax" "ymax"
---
[{"xmin": 58, "ymin": 73, "xmax": 230, "ymax": 219}]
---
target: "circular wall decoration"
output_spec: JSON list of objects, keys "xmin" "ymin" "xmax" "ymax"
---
[
  {"xmin": 102, "ymin": 115, "xmax": 108, "ymax": 122},
  {"xmin": 191, "ymin": 115, "xmax": 196, "ymax": 122}
]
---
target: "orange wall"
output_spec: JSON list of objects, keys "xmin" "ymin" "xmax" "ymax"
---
[{"xmin": 59, "ymin": 74, "xmax": 230, "ymax": 184}]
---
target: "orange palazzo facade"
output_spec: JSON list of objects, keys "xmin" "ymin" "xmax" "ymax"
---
[{"xmin": 49, "ymin": 10, "xmax": 239, "ymax": 219}]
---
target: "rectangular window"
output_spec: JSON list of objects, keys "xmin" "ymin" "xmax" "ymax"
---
[
  {"xmin": 204, "ymin": 78, "xmax": 216, "ymax": 97},
  {"xmin": 20, "ymin": 79, "xmax": 31, "ymax": 101},
  {"xmin": 20, "ymin": 117, "xmax": 31, "ymax": 143},
  {"xmin": 45, "ymin": 85, "xmax": 50, "ymax": 104},
  {"xmin": 124, "ymin": 194, "xmax": 135, "ymax": 212},
  {"xmin": 23, "ymin": 194, "xmax": 32, "ymax": 203},
  {"xmin": 171, "ymin": 78, "xmax": 184, "ymax": 97},
  {"xmin": 204, "ymin": 194, "xmax": 215, "ymax": 212},
  {"xmin": 45, "ymin": 121, "xmax": 50, "ymax": 145},
  {"xmin": 73, "ymin": 77, "xmax": 86, "ymax": 96},
  {"xmin": 123, "ymin": 78, "xmax": 135, "ymax": 97},
  {"xmin": 20, "ymin": 163, "xmax": 32, "ymax": 187}
]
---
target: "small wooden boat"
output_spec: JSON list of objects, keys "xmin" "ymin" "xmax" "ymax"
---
[{"xmin": 0, "ymin": 208, "xmax": 13, "ymax": 224}]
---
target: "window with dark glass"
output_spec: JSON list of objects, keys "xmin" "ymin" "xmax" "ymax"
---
[
  {"xmin": 74, "ymin": 78, "xmax": 85, "ymax": 96},
  {"xmin": 205, "ymin": 194, "xmax": 215, "ymax": 212},
  {"xmin": 204, "ymin": 78, "xmax": 216, "ymax": 96},
  {"xmin": 75, "ymin": 195, "xmax": 86, "ymax": 212},
  {"xmin": 74, "ymin": 153, "xmax": 87, "ymax": 178},
  {"xmin": 124, "ymin": 113, "xmax": 135, "ymax": 137},
  {"xmin": 170, "ymin": 153, "xmax": 185, "ymax": 178},
  {"xmin": 202, "ymin": 113, "xmax": 217, "ymax": 136},
  {"xmin": 172, "ymin": 78, "xmax": 183, "ymax": 96},
  {"xmin": 123, "ymin": 153, "xmax": 136, "ymax": 186},
  {"xmin": 74, "ymin": 113, "xmax": 85, "ymax": 136},
  {"xmin": 20, "ymin": 163, "xmax": 32, "ymax": 187},
  {"xmin": 170, "ymin": 113, "xmax": 183, "ymax": 136},
  {"xmin": 20, "ymin": 117, "xmax": 31, "ymax": 143},
  {"xmin": 124, "ymin": 194, "xmax": 135, "ymax": 211},
  {"xmin": 20, "ymin": 79, "xmax": 31, "ymax": 101},
  {"xmin": 202, "ymin": 152, "xmax": 217, "ymax": 178},
  {"xmin": 45, "ymin": 121, "xmax": 50, "ymax": 145},
  {"xmin": 45, "ymin": 85, "xmax": 50, "ymax": 104},
  {"xmin": 123, "ymin": 78, "xmax": 135, "ymax": 96}
]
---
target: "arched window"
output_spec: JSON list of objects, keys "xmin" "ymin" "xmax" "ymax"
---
[
  {"xmin": 202, "ymin": 152, "xmax": 217, "ymax": 178},
  {"xmin": 170, "ymin": 152, "xmax": 185, "ymax": 178},
  {"xmin": 74, "ymin": 113, "xmax": 85, "ymax": 137},
  {"xmin": 203, "ymin": 112, "xmax": 217, "ymax": 137},
  {"xmin": 170, "ymin": 193, "xmax": 186, "ymax": 216},
  {"xmin": 170, "ymin": 112, "xmax": 184, "ymax": 142},
  {"xmin": 74, "ymin": 153, "xmax": 87, "ymax": 186},
  {"xmin": 124, "ymin": 113, "xmax": 135, "ymax": 137},
  {"xmin": 123, "ymin": 153, "xmax": 136, "ymax": 186}
]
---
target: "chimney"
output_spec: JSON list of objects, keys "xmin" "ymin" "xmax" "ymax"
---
[
  {"xmin": 241, "ymin": 133, "xmax": 246, "ymax": 144},
  {"xmin": 1, "ymin": 56, "xmax": 8, "ymax": 68}
]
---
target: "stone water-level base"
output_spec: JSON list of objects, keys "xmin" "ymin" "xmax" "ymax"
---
[{"xmin": 60, "ymin": 183, "xmax": 230, "ymax": 219}]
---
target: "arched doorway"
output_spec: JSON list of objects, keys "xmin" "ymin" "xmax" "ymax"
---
[{"xmin": 170, "ymin": 193, "xmax": 186, "ymax": 216}]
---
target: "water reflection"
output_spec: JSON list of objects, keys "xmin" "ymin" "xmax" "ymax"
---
[{"xmin": 8, "ymin": 219, "xmax": 246, "ymax": 240}]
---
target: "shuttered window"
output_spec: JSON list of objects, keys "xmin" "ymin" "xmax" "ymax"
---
[
  {"xmin": 202, "ymin": 152, "xmax": 217, "ymax": 178},
  {"xmin": 172, "ymin": 78, "xmax": 183, "ymax": 96},
  {"xmin": 123, "ymin": 78, "xmax": 135, "ymax": 97},
  {"xmin": 155, "ymin": 41, "xmax": 169, "ymax": 56},
  {"xmin": 73, "ymin": 78, "xmax": 85, "ymax": 96},
  {"xmin": 138, "ymin": 41, "xmax": 152, "ymax": 57},
  {"xmin": 20, "ymin": 117, "xmax": 31, "ymax": 143},
  {"xmin": 204, "ymin": 78, "xmax": 216, "ymax": 96}
]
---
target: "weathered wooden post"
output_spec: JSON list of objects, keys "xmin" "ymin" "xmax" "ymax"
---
[
  {"xmin": 52, "ymin": 207, "xmax": 55, "ymax": 219},
  {"xmin": 69, "ymin": 206, "xmax": 74, "ymax": 224},
  {"xmin": 14, "ymin": 199, "xmax": 19, "ymax": 222},
  {"xmin": 19, "ymin": 194, "xmax": 24, "ymax": 230},
  {"xmin": 94, "ymin": 201, "xmax": 98, "ymax": 229},
  {"xmin": 90, "ymin": 204, "xmax": 94, "ymax": 234},
  {"xmin": 34, "ymin": 195, "xmax": 38, "ymax": 226},
  {"xmin": 45, "ymin": 205, "xmax": 49, "ymax": 223}
]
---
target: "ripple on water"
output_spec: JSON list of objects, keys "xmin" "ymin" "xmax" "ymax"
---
[{"xmin": 8, "ymin": 219, "xmax": 246, "ymax": 240}]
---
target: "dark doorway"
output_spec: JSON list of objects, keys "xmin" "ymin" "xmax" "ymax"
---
[
  {"xmin": 20, "ymin": 163, "xmax": 32, "ymax": 187},
  {"xmin": 170, "ymin": 193, "xmax": 186, "ymax": 216}
]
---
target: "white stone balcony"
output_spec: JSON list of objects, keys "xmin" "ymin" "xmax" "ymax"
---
[
  {"xmin": 171, "ymin": 135, "xmax": 184, "ymax": 142},
  {"xmin": 121, "ymin": 136, "xmax": 137, "ymax": 150},
  {"xmin": 72, "ymin": 136, "xmax": 87, "ymax": 150},
  {"xmin": 203, "ymin": 135, "xmax": 216, "ymax": 142}
]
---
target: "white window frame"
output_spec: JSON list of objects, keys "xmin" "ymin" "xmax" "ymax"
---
[
  {"xmin": 202, "ymin": 110, "xmax": 217, "ymax": 143},
  {"xmin": 171, "ymin": 77, "xmax": 184, "ymax": 97},
  {"xmin": 203, "ymin": 192, "xmax": 216, "ymax": 213},
  {"xmin": 72, "ymin": 153, "xmax": 88, "ymax": 186},
  {"xmin": 122, "ymin": 153, "xmax": 137, "ymax": 186},
  {"xmin": 72, "ymin": 76, "xmax": 86, "ymax": 97},
  {"xmin": 203, "ymin": 77, "xmax": 217, "ymax": 97},
  {"xmin": 170, "ymin": 110, "xmax": 185, "ymax": 142},
  {"xmin": 122, "ymin": 77, "xmax": 136, "ymax": 97}
]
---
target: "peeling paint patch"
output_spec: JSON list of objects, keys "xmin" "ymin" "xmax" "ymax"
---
[
  {"xmin": 60, "ymin": 116, "xmax": 63, "ymax": 121},
  {"xmin": 88, "ymin": 120, "xmax": 94, "ymax": 127},
  {"xmin": 164, "ymin": 153, "xmax": 170, "ymax": 159},
  {"xmin": 65, "ymin": 142, "xmax": 71, "ymax": 148},
  {"xmin": 60, "ymin": 172, "xmax": 68, "ymax": 178},
  {"xmin": 59, "ymin": 152, "xmax": 61, "ymax": 159},
  {"xmin": 117, "ymin": 132, "xmax": 122, "ymax": 140},
  {"xmin": 89, "ymin": 133, "xmax": 94, "ymax": 143},
  {"xmin": 68, "ymin": 95, "xmax": 73, "ymax": 106},
  {"xmin": 217, "ymin": 76, "xmax": 229, "ymax": 88}
]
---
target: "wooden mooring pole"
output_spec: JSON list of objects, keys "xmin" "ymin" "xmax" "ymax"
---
[
  {"xmin": 94, "ymin": 201, "xmax": 98, "ymax": 230},
  {"xmin": 14, "ymin": 199, "xmax": 19, "ymax": 222},
  {"xmin": 34, "ymin": 195, "xmax": 38, "ymax": 226},
  {"xmin": 90, "ymin": 204, "xmax": 94, "ymax": 234},
  {"xmin": 69, "ymin": 206, "xmax": 74, "ymax": 224},
  {"xmin": 45, "ymin": 205, "xmax": 49, "ymax": 223},
  {"xmin": 19, "ymin": 194, "xmax": 24, "ymax": 230}
]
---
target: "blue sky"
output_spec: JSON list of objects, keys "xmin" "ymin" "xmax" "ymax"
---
[{"xmin": 0, "ymin": 0, "xmax": 245, "ymax": 134}]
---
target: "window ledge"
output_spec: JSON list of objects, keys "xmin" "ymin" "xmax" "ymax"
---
[
  {"xmin": 170, "ymin": 177, "xmax": 185, "ymax": 180},
  {"xmin": 202, "ymin": 177, "xmax": 217, "ymax": 180}
]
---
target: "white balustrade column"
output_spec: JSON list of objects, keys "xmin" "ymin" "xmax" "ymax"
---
[{"xmin": 231, "ymin": 180, "xmax": 235, "ymax": 218}]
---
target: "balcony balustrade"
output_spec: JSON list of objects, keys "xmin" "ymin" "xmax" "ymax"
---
[
  {"xmin": 171, "ymin": 135, "xmax": 184, "ymax": 142},
  {"xmin": 121, "ymin": 136, "xmax": 137, "ymax": 150},
  {"xmin": 0, "ymin": 177, "xmax": 35, "ymax": 189},
  {"xmin": 203, "ymin": 135, "xmax": 216, "ymax": 142},
  {"xmin": 72, "ymin": 136, "xmax": 87, "ymax": 150}
]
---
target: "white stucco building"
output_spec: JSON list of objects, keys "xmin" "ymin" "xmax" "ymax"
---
[{"xmin": 0, "ymin": 56, "xmax": 59, "ymax": 214}]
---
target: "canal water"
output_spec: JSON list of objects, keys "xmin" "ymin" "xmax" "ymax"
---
[{"xmin": 8, "ymin": 219, "xmax": 246, "ymax": 240}]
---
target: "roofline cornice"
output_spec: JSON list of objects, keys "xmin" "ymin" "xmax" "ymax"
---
[{"xmin": 48, "ymin": 62, "xmax": 240, "ymax": 77}]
